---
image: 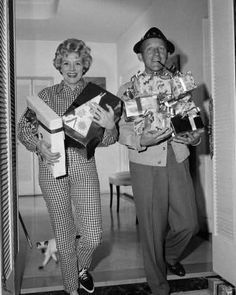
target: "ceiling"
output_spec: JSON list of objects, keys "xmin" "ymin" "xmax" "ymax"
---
[{"xmin": 15, "ymin": 0, "xmax": 153, "ymax": 42}]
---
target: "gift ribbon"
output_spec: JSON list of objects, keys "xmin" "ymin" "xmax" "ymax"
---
[
  {"xmin": 189, "ymin": 116, "xmax": 197, "ymax": 131},
  {"xmin": 38, "ymin": 120, "xmax": 64, "ymax": 134},
  {"xmin": 178, "ymin": 77, "xmax": 188, "ymax": 92}
]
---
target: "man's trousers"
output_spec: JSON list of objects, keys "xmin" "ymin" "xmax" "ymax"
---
[{"xmin": 130, "ymin": 145, "xmax": 199, "ymax": 295}]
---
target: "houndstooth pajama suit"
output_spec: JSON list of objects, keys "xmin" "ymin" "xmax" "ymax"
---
[{"xmin": 17, "ymin": 79, "xmax": 118, "ymax": 293}]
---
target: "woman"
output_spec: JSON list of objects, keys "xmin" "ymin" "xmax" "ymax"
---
[{"xmin": 17, "ymin": 39, "xmax": 118, "ymax": 295}]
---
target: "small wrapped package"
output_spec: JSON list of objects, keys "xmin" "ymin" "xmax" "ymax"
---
[
  {"xmin": 170, "ymin": 95, "xmax": 204, "ymax": 135},
  {"xmin": 133, "ymin": 74, "xmax": 172, "ymax": 98},
  {"xmin": 124, "ymin": 95, "xmax": 158, "ymax": 118},
  {"xmin": 171, "ymin": 71, "xmax": 197, "ymax": 99},
  {"xmin": 63, "ymin": 82, "xmax": 121, "ymax": 159},
  {"xmin": 26, "ymin": 96, "xmax": 66, "ymax": 178},
  {"xmin": 171, "ymin": 110, "xmax": 204, "ymax": 135}
]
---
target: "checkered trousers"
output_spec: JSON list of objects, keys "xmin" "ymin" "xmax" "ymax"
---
[{"xmin": 39, "ymin": 146, "xmax": 102, "ymax": 293}]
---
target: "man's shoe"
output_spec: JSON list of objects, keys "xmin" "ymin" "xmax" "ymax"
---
[
  {"xmin": 167, "ymin": 262, "xmax": 186, "ymax": 277},
  {"xmin": 78, "ymin": 268, "xmax": 94, "ymax": 293}
]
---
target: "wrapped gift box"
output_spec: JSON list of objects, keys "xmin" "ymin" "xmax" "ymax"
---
[
  {"xmin": 171, "ymin": 110, "xmax": 204, "ymax": 135},
  {"xmin": 63, "ymin": 94, "xmax": 102, "ymax": 138},
  {"xmin": 171, "ymin": 71, "xmax": 197, "ymax": 99},
  {"xmin": 26, "ymin": 96, "xmax": 66, "ymax": 178},
  {"xmin": 124, "ymin": 95, "xmax": 158, "ymax": 118},
  {"xmin": 63, "ymin": 82, "xmax": 121, "ymax": 159},
  {"xmin": 133, "ymin": 74, "xmax": 172, "ymax": 98},
  {"xmin": 170, "ymin": 95, "xmax": 204, "ymax": 135}
]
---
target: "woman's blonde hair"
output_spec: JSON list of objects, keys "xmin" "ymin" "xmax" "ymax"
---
[{"xmin": 53, "ymin": 38, "xmax": 92, "ymax": 75}]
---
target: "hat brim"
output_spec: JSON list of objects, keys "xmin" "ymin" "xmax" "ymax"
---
[{"xmin": 133, "ymin": 38, "xmax": 175, "ymax": 54}]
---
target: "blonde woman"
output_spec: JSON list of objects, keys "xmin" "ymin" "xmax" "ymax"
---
[{"xmin": 17, "ymin": 39, "xmax": 117, "ymax": 295}]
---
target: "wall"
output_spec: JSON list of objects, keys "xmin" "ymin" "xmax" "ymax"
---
[
  {"xmin": 116, "ymin": 0, "xmax": 211, "ymax": 231},
  {"xmin": 16, "ymin": 40, "xmax": 120, "ymax": 193}
]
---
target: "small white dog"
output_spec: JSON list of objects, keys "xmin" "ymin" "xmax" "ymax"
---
[
  {"xmin": 36, "ymin": 238, "xmax": 58, "ymax": 269},
  {"xmin": 36, "ymin": 235, "xmax": 80, "ymax": 269}
]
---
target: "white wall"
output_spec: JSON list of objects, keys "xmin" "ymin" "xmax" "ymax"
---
[
  {"xmin": 117, "ymin": 0, "xmax": 208, "ymax": 81},
  {"xmin": 116, "ymin": 0, "xmax": 211, "ymax": 231},
  {"xmin": 16, "ymin": 40, "xmax": 120, "ymax": 193}
]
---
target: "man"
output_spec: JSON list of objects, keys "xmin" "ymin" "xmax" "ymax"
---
[{"xmin": 118, "ymin": 27, "xmax": 202, "ymax": 295}]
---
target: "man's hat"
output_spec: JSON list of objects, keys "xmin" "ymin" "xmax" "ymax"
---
[{"xmin": 133, "ymin": 27, "xmax": 175, "ymax": 54}]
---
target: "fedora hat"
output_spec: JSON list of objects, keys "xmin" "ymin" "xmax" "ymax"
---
[{"xmin": 133, "ymin": 27, "xmax": 175, "ymax": 54}]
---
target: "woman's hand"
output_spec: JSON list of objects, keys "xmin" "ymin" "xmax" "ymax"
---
[
  {"xmin": 36, "ymin": 139, "xmax": 61, "ymax": 165},
  {"xmin": 91, "ymin": 103, "xmax": 115, "ymax": 130},
  {"xmin": 172, "ymin": 129, "xmax": 203, "ymax": 145}
]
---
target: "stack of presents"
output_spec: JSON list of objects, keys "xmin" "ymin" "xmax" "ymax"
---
[
  {"xmin": 26, "ymin": 69, "xmax": 205, "ymax": 178},
  {"xmin": 122, "ymin": 70, "xmax": 204, "ymax": 138}
]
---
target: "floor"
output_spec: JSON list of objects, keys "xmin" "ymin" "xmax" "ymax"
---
[{"xmin": 18, "ymin": 193, "xmax": 214, "ymax": 294}]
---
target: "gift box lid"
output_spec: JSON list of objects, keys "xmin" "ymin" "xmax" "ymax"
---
[
  {"xmin": 26, "ymin": 95, "xmax": 63, "ymax": 131},
  {"xmin": 64, "ymin": 82, "xmax": 121, "ymax": 117}
]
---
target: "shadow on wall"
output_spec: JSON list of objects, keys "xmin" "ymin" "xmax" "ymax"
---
[{"xmin": 189, "ymin": 83, "xmax": 212, "ymax": 233}]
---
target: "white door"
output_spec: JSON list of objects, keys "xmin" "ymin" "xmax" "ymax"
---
[
  {"xmin": 210, "ymin": 0, "xmax": 236, "ymax": 286},
  {"xmin": 17, "ymin": 77, "xmax": 53, "ymax": 195}
]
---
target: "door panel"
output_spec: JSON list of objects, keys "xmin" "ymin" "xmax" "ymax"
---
[
  {"xmin": 210, "ymin": 0, "xmax": 236, "ymax": 285},
  {"xmin": 17, "ymin": 79, "xmax": 35, "ymax": 195}
]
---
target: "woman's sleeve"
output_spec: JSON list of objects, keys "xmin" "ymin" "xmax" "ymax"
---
[
  {"xmin": 17, "ymin": 109, "xmax": 39, "ymax": 153},
  {"xmin": 17, "ymin": 88, "xmax": 48, "ymax": 153},
  {"xmin": 101, "ymin": 125, "xmax": 118, "ymax": 146}
]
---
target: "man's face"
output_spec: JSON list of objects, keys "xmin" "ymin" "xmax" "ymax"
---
[{"xmin": 138, "ymin": 38, "xmax": 168, "ymax": 74}]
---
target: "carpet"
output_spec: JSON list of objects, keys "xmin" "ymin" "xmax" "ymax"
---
[{"xmin": 22, "ymin": 277, "xmax": 210, "ymax": 295}]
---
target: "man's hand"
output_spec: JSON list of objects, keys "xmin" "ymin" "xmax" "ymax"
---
[
  {"xmin": 172, "ymin": 129, "xmax": 203, "ymax": 145},
  {"xmin": 36, "ymin": 140, "xmax": 61, "ymax": 165},
  {"xmin": 140, "ymin": 127, "xmax": 172, "ymax": 147}
]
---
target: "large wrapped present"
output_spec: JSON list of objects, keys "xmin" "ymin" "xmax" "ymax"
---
[
  {"xmin": 63, "ymin": 82, "xmax": 121, "ymax": 159},
  {"xmin": 26, "ymin": 96, "xmax": 66, "ymax": 178}
]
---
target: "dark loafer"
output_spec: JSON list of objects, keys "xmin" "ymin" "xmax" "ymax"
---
[{"xmin": 167, "ymin": 262, "xmax": 186, "ymax": 277}]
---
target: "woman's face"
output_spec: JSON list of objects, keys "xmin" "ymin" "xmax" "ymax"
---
[
  {"xmin": 60, "ymin": 52, "xmax": 84, "ymax": 89},
  {"xmin": 138, "ymin": 38, "xmax": 168, "ymax": 74}
]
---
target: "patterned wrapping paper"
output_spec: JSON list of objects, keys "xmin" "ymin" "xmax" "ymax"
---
[
  {"xmin": 63, "ymin": 93, "xmax": 103, "ymax": 138},
  {"xmin": 171, "ymin": 71, "xmax": 197, "ymax": 99},
  {"xmin": 122, "ymin": 70, "xmax": 203, "ymax": 137}
]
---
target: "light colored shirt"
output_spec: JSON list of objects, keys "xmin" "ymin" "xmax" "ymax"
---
[{"xmin": 117, "ymin": 81, "xmax": 190, "ymax": 167}]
